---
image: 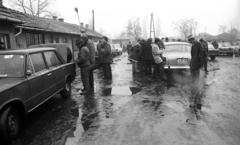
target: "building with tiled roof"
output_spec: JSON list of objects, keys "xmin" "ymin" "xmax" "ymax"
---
[{"xmin": 0, "ymin": 0, "xmax": 22, "ymax": 49}]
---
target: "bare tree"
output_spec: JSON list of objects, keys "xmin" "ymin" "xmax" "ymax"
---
[
  {"xmin": 141, "ymin": 17, "xmax": 148, "ymax": 39},
  {"xmin": 125, "ymin": 17, "xmax": 142, "ymax": 40},
  {"xmin": 173, "ymin": 18, "xmax": 198, "ymax": 40},
  {"xmin": 10, "ymin": 0, "xmax": 56, "ymax": 18},
  {"xmin": 218, "ymin": 25, "xmax": 227, "ymax": 34},
  {"xmin": 228, "ymin": 19, "xmax": 240, "ymax": 41}
]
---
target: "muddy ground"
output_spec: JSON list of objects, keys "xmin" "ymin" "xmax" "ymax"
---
[{"xmin": 9, "ymin": 53, "xmax": 240, "ymax": 145}]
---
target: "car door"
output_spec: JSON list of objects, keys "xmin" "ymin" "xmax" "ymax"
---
[
  {"xmin": 27, "ymin": 52, "xmax": 55, "ymax": 108},
  {"xmin": 43, "ymin": 51, "xmax": 65, "ymax": 92}
]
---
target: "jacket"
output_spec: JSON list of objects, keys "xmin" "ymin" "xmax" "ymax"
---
[
  {"xmin": 190, "ymin": 40, "xmax": 203, "ymax": 69},
  {"xmin": 142, "ymin": 39, "xmax": 154, "ymax": 61},
  {"xmin": 128, "ymin": 43, "xmax": 141, "ymax": 62},
  {"xmin": 88, "ymin": 42, "xmax": 96, "ymax": 64},
  {"xmin": 76, "ymin": 46, "xmax": 90, "ymax": 67},
  {"xmin": 127, "ymin": 44, "xmax": 132, "ymax": 54},
  {"xmin": 100, "ymin": 42, "xmax": 112, "ymax": 63},
  {"xmin": 151, "ymin": 43, "xmax": 163, "ymax": 64},
  {"xmin": 201, "ymin": 41, "xmax": 208, "ymax": 57}
]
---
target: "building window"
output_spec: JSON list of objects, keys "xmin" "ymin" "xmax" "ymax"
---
[
  {"xmin": 0, "ymin": 34, "xmax": 9, "ymax": 49},
  {"xmin": 26, "ymin": 33, "xmax": 44, "ymax": 47},
  {"xmin": 61, "ymin": 37, "xmax": 68, "ymax": 43}
]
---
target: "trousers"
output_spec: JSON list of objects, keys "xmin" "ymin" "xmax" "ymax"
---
[
  {"xmin": 101, "ymin": 63, "xmax": 112, "ymax": 79},
  {"xmin": 80, "ymin": 66, "xmax": 89, "ymax": 90},
  {"xmin": 190, "ymin": 68, "xmax": 200, "ymax": 84},
  {"xmin": 202, "ymin": 57, "xmax": 208, "ymax": 71}
]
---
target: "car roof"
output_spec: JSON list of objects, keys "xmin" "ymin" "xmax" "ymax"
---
[
  {"xmin": 0, "ymin": 47, "xmax": 56, "ymax": 55},
  {"xmin": 164, "ymin": 42, "xmax": 191, "ymax": 46}
]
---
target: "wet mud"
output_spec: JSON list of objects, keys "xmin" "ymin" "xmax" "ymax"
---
[{"xmin": 8, "ymin": 54, "xmax": 240, "ymax": 145}]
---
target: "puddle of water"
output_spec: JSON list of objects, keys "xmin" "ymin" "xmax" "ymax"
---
[
  {"xmin": 102, "ymin": 87, "xmax": 141, "ymax": 96},
  {"xmin": 165, "ymin": 102, "xmax": 185, "ymax": 113},
  {"xmin": 114, "ymin": 96, "xmax": 131, "ymax": 109}
]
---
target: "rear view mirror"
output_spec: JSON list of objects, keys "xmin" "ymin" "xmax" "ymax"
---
[{"xmin": 26, "ymin": 70, "xmax": 32, "ymax": 76}]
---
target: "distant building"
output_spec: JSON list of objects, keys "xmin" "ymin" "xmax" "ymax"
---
[
  {"xmin": 215, "ymin": 32, "xmax": 238, "ymax": 42},
  {"xmin": 196, "ymin": 33, "xmax": 216, "ymax": 41}
]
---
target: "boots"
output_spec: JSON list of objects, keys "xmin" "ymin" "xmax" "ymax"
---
[{"xmin": 159, "ymin": 62, "xmax": 167, "ymax": 81}]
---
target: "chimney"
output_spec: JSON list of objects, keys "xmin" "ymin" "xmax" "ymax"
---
[
  {"xmin": 85, "ymin": 24, "xmax": 89, "ymax": 29},
  {"xmin": 80, "ymin": 23, "xmax": 84, "ymax": 27},
  {"xmin": 58, "ymin": 18, "xmax": 64, "ymax": 22},
  {"xmin": 52, "ymin": 16, "xmax": 57, "ymax": 20}
]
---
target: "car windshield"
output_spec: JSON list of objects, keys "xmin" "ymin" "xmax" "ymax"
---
[
  {"xmin": 0, "ymin": 54, "xmax": 25, "ymax": 77},
  {"xmin": 220, "ymin": 42, "xmax": 231, "ymax": 47},
  {"xmin": 164, "ymin": 44, "xmax": 191, "ymax": 52}
]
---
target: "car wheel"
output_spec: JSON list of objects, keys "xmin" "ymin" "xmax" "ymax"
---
[
  {"xmin": 210, "ymin": 56, "xmax": 215, "ymax": 60},
  {"xmin": 0, "ymin": 106, "xmax": 20, "ymax": 142},
  {"xmin": 60, "ymin": 78, "xmax": 71, "ymax": 98}
]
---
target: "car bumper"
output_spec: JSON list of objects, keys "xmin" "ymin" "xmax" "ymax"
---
[{"xmin": 164, "ymin": 65, "xmax": 190, "ymax": 69}]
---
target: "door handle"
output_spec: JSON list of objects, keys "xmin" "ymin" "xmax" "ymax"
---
[{"xmin": 47, "ymin": 73, "xmax": 52, "ymax": 76}]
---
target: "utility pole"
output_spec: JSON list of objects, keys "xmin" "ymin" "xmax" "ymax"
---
[
  {"xmin": 92, "ymin": 9, "xmax": 95, "ymax": 31},
  {"xmin": 150, "ymin": 13, "xmax": 155, "ymax": 40}
]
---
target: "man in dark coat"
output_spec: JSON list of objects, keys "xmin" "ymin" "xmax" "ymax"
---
[
  {"xmin": 188, "ymin": 35, "xmax": 203, "ymax": 83},
  {"xmin": 126, "ymin": 41, "xmax": 132, "ymax": 55},
  {"xmin": 87, "ymin": 39, "xmax": 96, "ymax": 89},
  {"xmin": 99, "ymin": 36, "xmax": 112, "ymax": 79},
  {"xmin": 212, "ymin": 40, "xmax": 219, "ymax": 49},
  {"xmin": 199, "ymin": 38, "xmax": 208, "ymax": 73},
  {"xmin": 76, "ymin": 36, "xmax": 90, "ymax": 94},
  {"xmin": 142, "ymin": 38, "xmax": 154, "ymax": 74}
]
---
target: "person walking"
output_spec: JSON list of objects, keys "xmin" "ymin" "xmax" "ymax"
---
[
  {"xmin": 151, "ymin": 38, "xmax": 167, "ymax": 81},
  {"xmin": 76, "ymin": 36, "xmax": 91, "ymax": 94},
  {"xmin": 199, "ymin": 38, "xmax": 208, "ymax": 73},
  {"xmin": 87, "ymin": 39, "xmax": 96, "ymax": 89},
  {"xmin": 188, "ymin": 35, "xmax": 203, "ymax": 83},
  {"xmin": 128, "ymin": 40, "xmax": 141, "ymax": 74},
  {"xmin": 126, "ymin": 41, "xmax": 132, "ymax": 56},
  {"xmin": 99, "ymin": 36, "xmax": 112, "ymax": 79}
]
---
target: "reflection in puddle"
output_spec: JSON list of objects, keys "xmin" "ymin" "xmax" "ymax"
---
[
  {"xmin": 102, "ymin": 87, "xmax": 141, "ymax": 96},
  {"xmin": 165, "ymin": 102, "xmax": 185, "ymax": 113}
]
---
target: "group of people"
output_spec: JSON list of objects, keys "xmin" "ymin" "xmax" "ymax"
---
[
  {"xmin": 76, "ymin": 35, "xmax": 112, "ymax": 94},
  {"xmin": 127, "ymin": 38, "xmax": 167, "ymax": 81},
  {"xmin": 126, "ymin": 35, "xmax": 210, "ymax": 83}
]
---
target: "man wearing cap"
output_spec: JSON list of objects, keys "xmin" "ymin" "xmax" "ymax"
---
[
  {"xmin": 188, "ymin": 35, "xmax": 203, "ymax": 83},
  {"xmin": 199, "ymin": 38, "xmax": 208, "ymax": 73},
  {"xmin": 76, "ymin": 36, "xmax": 90, "ymax": 94},
  {"xmin": 99, "ymin": 36, "xmax": 112, "ymax": 79},
  {"xmin": 0, "ymin": 42, "xmax": 6, "ymax": 50}
]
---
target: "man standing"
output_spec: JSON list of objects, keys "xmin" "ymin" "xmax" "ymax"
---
[
  {"xmin": 99, "ymin": 36, "xmax": 112, "ymax": 79},
  {"xmin": 126, "ymin": 41, "xmax": 132, "ymax": 55},
  {"xmin": 142, "ymin": 38, "xmax": 154, "ymax": 75},
  {"xmin": 76, "ymin": 36, "xmax": 90, "ymax": 94},
  {"xmin": 188, "ymin": 35, "xmax": 203, "ymax": 83},
  {"xmin": 0, "ymin": 42, "xmax": 6, "ymax": 50},
  {"xmin": 212, "ymin": 40, "xmax": 219, "ymax": 49},
  {"xmin": 199, "ymin": 38, "xmax": 208, "ymax": 73},
  {"xmin": 87, "ymin": 39, "xmax": 96, "ymax": 89}
]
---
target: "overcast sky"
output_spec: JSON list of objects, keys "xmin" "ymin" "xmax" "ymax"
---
[{"xmin": 4, "ymin": 0, "xmax": 240, "ymax": 38}]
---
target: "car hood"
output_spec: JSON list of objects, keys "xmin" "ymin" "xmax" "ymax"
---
[
  {"xmin": 0, "ymin": 78, "xmax": 24, "ymax": 92},
  {"xmin": 164, "ymin": 52, "xmax": 191, "ymax": 59}
]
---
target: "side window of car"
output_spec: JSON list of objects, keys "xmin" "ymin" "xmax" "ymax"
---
[
  {"xmin": 30, "ymin": 53, "xmax": 47, "ymax": 73},
  {"xmin": 44, "ymin": 51, "xmax": 61, "ymax": 68}
]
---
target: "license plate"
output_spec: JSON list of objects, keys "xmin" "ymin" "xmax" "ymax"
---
[{"xmin": 177, "ymin": 58, "xmax": 188, "ymax": 63}]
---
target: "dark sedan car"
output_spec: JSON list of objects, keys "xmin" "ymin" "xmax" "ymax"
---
[{"xmin": 0, "ymin": 47, "xmax": 76, "ymax": 142}]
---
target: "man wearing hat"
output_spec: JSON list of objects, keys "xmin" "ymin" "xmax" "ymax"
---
[
  {"xmin": 199, "ymin": 38, "xmax": 208, "ymax": 73},
  {"xmin": 99, "ymin": 36, "xmax": 112, "ymax": 79},
  {"xmin": 0, "ymin": 42, "xmax": 6, "ymax": 50},
  {"xmin": 188, "ymin": 35, "xmax": 203, "ymax": 83},
  {"xmin": 76, "ymin": 35, "xmax": 90, "ymax": 94}
]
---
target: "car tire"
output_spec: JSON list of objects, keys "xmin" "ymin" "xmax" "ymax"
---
[
  {"xmin": 60, "ymin": 78, "xmax": 71, "ymax": 99},
  {"xmin": 210, "ymin": 56, "xmax": 215, "ymax": 60},
  {"xmin": 0, "ymin": 106, "xmax": 20, "ymax": 142}
]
